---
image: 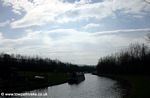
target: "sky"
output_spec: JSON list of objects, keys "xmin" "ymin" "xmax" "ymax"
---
[{"xmin": 0, "ymin": 0, "xmax": 150, "ymax": 65}]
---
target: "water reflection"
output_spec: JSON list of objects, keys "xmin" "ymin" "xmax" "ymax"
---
[{"xmin": 0, "ymin": 74, "xmax": 125, "ymax": 98}]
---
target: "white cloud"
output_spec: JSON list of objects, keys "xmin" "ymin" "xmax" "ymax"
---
[
  {"xmin": 83, "ymin": 23, "xmax": 101, "ymax": 30},
  {"xmin": 2, "ymin": 0, "xmax": 150, "ymax": 28},
  {"xmin": 3, "ymin": 0, "xmax": 75, "ymax": 28},
  {"xmin": 0, "ymin": 33, "xmax": 3, "ymax": 40},
  {"xmin": 75, "ymin": 0, "xmax": 92, "ymax": 4},
  {"xmin": 93, "ymin": 28, "xmax": 150, "ymax": 36},
  {"xmin": 0, "ymin": 20, "xmax": 10, "ymax": 27},
  {"xmin": 57, "ymin": 0, "xmax": 114, "ymax": 23},
  {"xmin": 112, "ymin": 0, "xmax": 150, "ymax": 14},
  {"xmin": 0, "ymin": 28, "xmax": 149, "ymax": 64}
]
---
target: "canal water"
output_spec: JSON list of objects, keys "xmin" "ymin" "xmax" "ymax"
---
[{"xmin": 1, "ymin": 74, "xmax": 126, "ymax": 98}]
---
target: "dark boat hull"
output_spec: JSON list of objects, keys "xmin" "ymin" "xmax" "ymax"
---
[{"xmin": 68, "ymin": 73, "xmax": 85, "ymax": 84}]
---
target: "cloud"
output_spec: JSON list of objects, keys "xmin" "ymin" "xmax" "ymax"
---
[
  {"xmin": 112, "ymin": 0, "xmax": 150, "ymax": 15},
  {"xmin": 56, "ymin": 0, "xmax": 114, "ymax": 23},
  {"xmin": 2, "ymin": 0, "xmax": 150, "ymax": 28},
  {"xmin": 9, "ymin": 0, "xmax": 114, "ymax": 27},
  {"xmin": 93, "ymin": 28, "xmax": 150, "ymax": 36},
  {"xmin": 0, "ymin": 28, "xmax": 149, "ymax": 64},
  {"xmin": 0, "ymin": 20, "xmax": 10, "ymax": 27},
  {"xmin": 3, "ymin": 0, "xmax": 75, "ymax": 28},
  {"xmin": 83, "ymin": 23, "xmax": 101, "ymax": 30}
]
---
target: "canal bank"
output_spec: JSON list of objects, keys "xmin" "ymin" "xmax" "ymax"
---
[
  {"xmin": 115, "ymin": 75, "xmax": 150, "ymax": 98},
  {"xmin": 0, "ymin": 72, "xmax": 69, "ymax": 93}
]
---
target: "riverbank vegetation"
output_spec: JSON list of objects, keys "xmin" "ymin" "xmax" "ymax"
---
[
  {"xmin": 96, "ymin": 42, "xmax": 150, "ymax": 98},
  {"xmin": 0, "ymin": 53, "xmax": 95, "ymax": 92},
  {"xmin": 97, "ymin": 43, "xmax": 150, "ymax": 75},
  {"xmin": 116, "ymin": 75, "xmax": 150, "ymax": 98}
]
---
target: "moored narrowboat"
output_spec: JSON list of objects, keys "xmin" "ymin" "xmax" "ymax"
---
[{"xmin": 68, "ymin": 72, "xmax": 85, "ymax": 84}]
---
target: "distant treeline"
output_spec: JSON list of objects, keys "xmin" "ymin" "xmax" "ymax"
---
[
  {"xmin": 97, "ymin": 43, "xmax": 150, "ymax": 75},
  {"xmin": 0, "ymin": 53, "xmax": 95, "ymax": 73}
]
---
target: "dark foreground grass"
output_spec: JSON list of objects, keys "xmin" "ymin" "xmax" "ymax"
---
[
  {"xmin": 0, "ymin": 71, "xmax": 69, "ymax": 92},
  {"xmin": 19, "ymin": 71, "xmax": 68, "ymax": 85},
  {"xmin": 98, "ymin": 74, "xmax": 150, "ymax": 98},
  {"xmin": 118, "ymin": 75, "xmax": 150, "ymax": 98}
]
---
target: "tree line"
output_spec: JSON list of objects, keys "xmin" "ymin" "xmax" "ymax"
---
[
  {"xmin": 97, "ymin": 34, "xmax": 150, "ymax": 75},
  {"xmin": 0, "ymin": 53, "xmax": 95, "ymax": 77}
]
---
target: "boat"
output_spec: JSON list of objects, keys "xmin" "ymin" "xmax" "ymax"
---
[{"xmin": 68, "ymin": 72, "xmax": 85, "ymax": 84}]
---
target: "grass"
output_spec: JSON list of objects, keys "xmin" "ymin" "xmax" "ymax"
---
[
  {"xmin": 99, "ymin": 74, "xmax": 150, "ymax": 98},
  {"xmin": 118, "ymin": 75, "xmax": 150, "ymax": 98},
  {"xmin": 0, "ymin": 71, "xmax": 69, "ymax": 92},
  {"xmin": 19, "ymin": 71, "xmax": 68, "ymax": 84}
]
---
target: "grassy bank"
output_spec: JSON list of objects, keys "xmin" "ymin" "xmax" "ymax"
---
[
  {"xmin": 118, "ymin": 75, "xmax": 150, "ymax": 98},
  {"xmin": 98, "ymin": 74, "xmax": 150, "ymax": 98},
  {"xmin": 19, "ymin": 71, "xmax": 69, "ymax": 85},
  {"xmin": 0, "ymin": 71, "xmax": 69, "ymax": 92}
]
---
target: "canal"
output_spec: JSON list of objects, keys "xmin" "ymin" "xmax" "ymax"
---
[
  {"xmin": 1, "ymin": 74, "xmax": 126, "ymax": 98},
  {"xmin": 26, "ymin": 74, "xmax": 126, "ymax": 98}
]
